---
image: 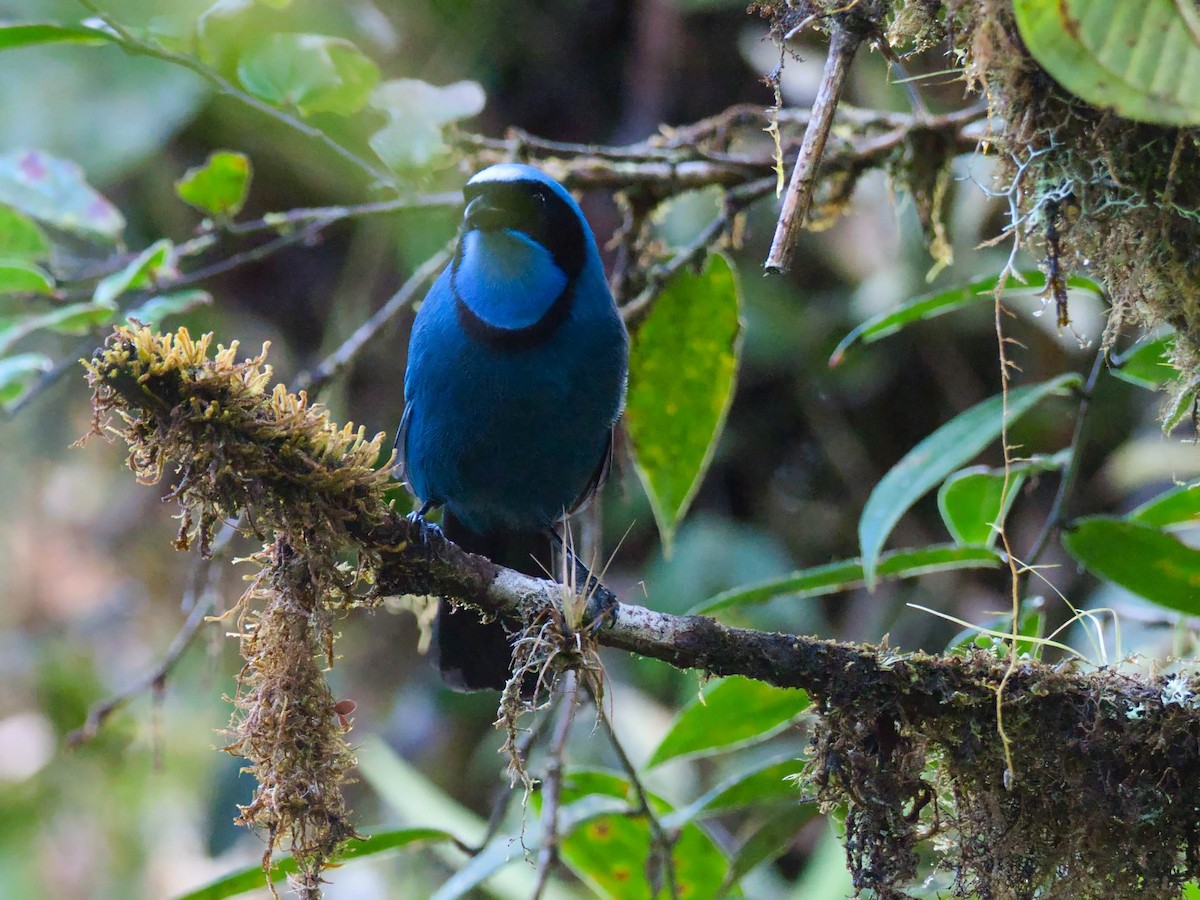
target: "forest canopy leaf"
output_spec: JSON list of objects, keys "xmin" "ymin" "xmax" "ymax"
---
[
  {"xmin": 625, "ymin": 253, "xmax": 741, "ymax": 552},
  {"xmin": 0, "ymin": 352, "xmax": 51, "ymax": 405},
  {"xmin": 693, "ymin": 544, "xmax": 1003, "ymax": 615},
  {"xmin": 1013, "ymin": 0, "xmax": 1200, "ymax": 125},
  {"xmin": 1110, "ymin": 334, "xmax": 1175, "ymax": 390},
  {"xmin": 175, "ymin": 151, "xmax": 252, "ymax": 218},
  {"xmin": 1063, "ymin": 517, "xmax": 1200, "ymax": 614},
  {"xmin": 1128, "ymin": 481, "xmax": 1200, "ymax": 530},
  {"xmin": 174, "ymin": 828, "xmax": 457, "ymax": 900},
  {"xmin": 0, "ymin": 149, "xmax": 124, "ymax": 241},
  {"xmin": 237, "ymin": 33, "xmax": 379, "ymax": 116},
  {"xmin": 0, "ymin": 259, "xmax": 54, "ymax": 295},
  {"xmin": 368, "ymin": 79, "xmax": 486, "ymax": 170},
  {"xmin": 938, "ymin": 466, "xmax": 1026, "ymax": 548},
  {"xmin": 647, "ymin": 676, "xmax": 808, "ymax": 767},
  {"xmin": 92, "ymin": 239, "xmax": 175, "ymax": 307},
  {"xmin": 0, "ymin": 22, "xmax": 113, "ymax": 49},
  {"xmin": 860, "ymin": 373, "xmax": 1081, "ymax": 586},
  {"xmin": 829, "ymin": 270, "xmax": 1103, "ymax": 366},
  {"xmin": 0, "ymin": 205, "xmax": 50, "ymax": 262}
]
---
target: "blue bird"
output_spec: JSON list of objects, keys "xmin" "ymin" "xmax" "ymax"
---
[{"xmin": 397, "ymin": 163, "xmax": 629, "ymax": 690}]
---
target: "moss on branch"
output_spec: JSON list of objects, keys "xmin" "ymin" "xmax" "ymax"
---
[{"xmin": 86, "ymin": 327, "xmax": 1200, "ymax": 897}]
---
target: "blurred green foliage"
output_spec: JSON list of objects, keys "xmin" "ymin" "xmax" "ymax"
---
[{"xmin": 0, "ymin": 1, "xmax": 1197, "ymax": 898}]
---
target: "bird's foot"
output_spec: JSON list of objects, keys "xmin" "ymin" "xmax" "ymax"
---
[
  {"xmin": 581, "ymin": 579, "xmax": 619, "ymax": 632},
  {"xmin": 405, "ymin": 508, "xmax": 445, "ymax": 556}
]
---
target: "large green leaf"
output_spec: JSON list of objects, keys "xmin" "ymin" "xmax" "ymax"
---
[
  {"xmin": 0, "ymin": 149, "xmax": 124, "ymax": 241},
  {"xmin": 692, "ymin": 544, "xmax": 1002, "ymax": 615},
  {"xmin": 0, "ymin": 22, "xmax": 112, "ymax": 49},
  {"xmin": 664, "ymin": 755, "xmax": 801, "ymax": 828},
  {"xmin": 369, "ymin": 79, "xmax": 486, "ymax": 170},
  {"xmin": 0, "ymin": 260, "xmax": 54, "ymax": 295},
  {"xmin": 1063, "ymin": 517, "xmax": 1200, "ymax": 615},
  {"xmin": 0, "ymin": 352, "xmax": 51, "ymax": 405},
  {"xmin": 551, "ymin": 771, "xmax": 728, "ymax": 900},
  {"xmin": 1110, "ymin": 334, "xmax": 1175, "ymax": 390},
  {"xmin": 648, "ymin": 676, "xmax": 808, "ymax": 767},
  {"xmin": 938, "ymin": 466, "xmax": 1027, "ymax": 548},
  {"xmin": 829, "ymin": 270, "xmax": 1103, "ymax": 366},
  {"xmin": 174, "ymin": 828, "xmax": 457, "ymax": 900},
  {"xmin": 860, "ymin": 373, "xmax": 1082, "ymax": 586},
  {"xmin": 125, "ymin": 290, "xmax": 212, "ymax": 329},
  {"xmin": 626, "ymin": 253, "xmax": 742, "ymax": 552},
  {"xmin": 0, "ymin": 205, "xmax": 50, "ymax": 262},
  {"xmin": 1014, "ymin": 0, "xmax": 1200, "ymax": 125},
  {"xmin": 724, "ymin": 805, "xmax": 817, "ymax": 886},
  {"xmin": 1128, "ymin": 481, "xmax": 1200, "ymax": 530},
  {"xmin": 0, "ymin": 302, "xmax": 116, "ymax": 354},
  {"xmin": 92, "ymin": 239, "xmax": 175, "ymax": 307},
  {"xmin": 237, "ymin": 34, "xmax": 379, "ymax": 117},
  {"xmin": 175, "ymin": 151, "xmax": 251, "ymax": 218}
]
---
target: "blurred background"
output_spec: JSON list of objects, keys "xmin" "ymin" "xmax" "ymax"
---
[{"xmin": 0, "ymin": 0, "xmax": 1194, "ymax": 897}]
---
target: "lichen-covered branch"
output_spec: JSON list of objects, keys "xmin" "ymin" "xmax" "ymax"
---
[{"xmin": 84, "ymin": 326, "xmax": 1200, "ymax": 898}]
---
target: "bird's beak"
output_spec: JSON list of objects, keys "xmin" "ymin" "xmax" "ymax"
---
[{"xmin": 464, "ymin": 195, "xmax": 507, "ymax": 232}]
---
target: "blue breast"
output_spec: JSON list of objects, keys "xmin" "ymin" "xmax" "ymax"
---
[{"xmin": 401, "ymin": 227, "xmax": 626, "ymax": 536}]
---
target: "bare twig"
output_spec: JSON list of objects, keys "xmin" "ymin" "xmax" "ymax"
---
[
  {"xmin": 223, "ymin": 193, "xmax": 462, "ymax": 236},
  {"xmin": 531, "ymin": 672, "xmax": 579, "ymax": 900},
  {"xmin": 584, "ymin": 682, "xmax": 678, "ymax": 899},
  {"xmin": 293, "ymin": 243, "xmax": 453, "ymax": 395},
  {"xmin": 766, "ymin": 22, "xmax": 864, "ymax": 273},
  {"xmin": 67, "ymin": 522, "xmax": 238, "ymax": 746},
  {"xmin": 621, "ymin": 176, "xmax": 776, "ymax": 329},
  {"xmin": 1022, "ymin": 346, "xmax": 1107, "ymax": 566},
  {"xmin": 78, "ymin": 0, "xmax": 396, "ymax": 189}
]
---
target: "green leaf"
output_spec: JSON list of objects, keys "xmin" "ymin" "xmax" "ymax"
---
[
  {"xmin": 552, "ymin": 773, "xmax": 728, "ymax": 900},
  {"xmin": 626, "ymin": 253, "xmax": 742, "ymax": 552},
  {"xmin": 125, "ymin": 290, "xmax": 212, "ymax": 328},
  {"xmin": 174, "ymin": 828, "xmax": 457, "ymax": 900},
  {"xmin": 648, "ymin": 676, "xmax": 808, "ymax": 768},
  {"xmin": 368, "ymin": 79, "xmax": 486, "ymax": 170},
  {"xmin": 0, "ymin": 352, "xmax": 51, "ymax": 405},
  {"xmin": 725, "ymin": 805, "xmax": 817, "ymax": 886},
  {"xmin": 664, "ymin": 755, "xmax": 801, "ymax": 828},
  {"xmin": 1014, "ymin": 0, "xmax": 1200, "ymax": 126},
  {"xmin": 860, "ymin": 373, "xmax": 1082, "ymax": 586},
  {"xmin": 0, "ymin": 206, "xmax": 50, "ymax": 262},
  {"xmin": 1063, "ymin": 517, "xmax": 1200, "ymax": 614},
  {"xmin": 175, "ymin": 151, "xmax": 251, "ymax": 218},
  {"xmin": 938, "ymin": 466, "xmax": 1027, "ymax": 548},
  {"xmin": 1165, "ymin": 375, "xmax": 1200, "ymax": 433},
  {"xmin": 237, "ymin": 34, "xmax": 379, "ymax": 117},
  {"xmin": 93, "ymin": 240, "xmax": 175, "ymax": 307},
  {"xmin": 1128, "ymin": 481, "xmax": 1200, "ymax": 530},
  {"xmin": 1111, "ymin": 334, "xmax": 1174, "ymax": 389},
  {"xmin": 0, "ymin": 302, "xmax": 116, "ymax": 354},
  {"xmin": 0, "ymin": 23, "xmax": 112, "ymax": 49},
  {"xmin": 0, "ymin": 149, "xmax": 124, "ymax": 241},
  {"xmin": 0, "ymin": 260, "xmax": 54, "ymax": 295},
  {"xmin": 829, "ymin": 270, "xmax": 1103, "ymax": 366},
  {"xmin": 692, "ymin": 544, "xmax": 1003, "ymax": 615}
]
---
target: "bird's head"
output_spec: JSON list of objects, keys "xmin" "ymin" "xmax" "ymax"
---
[{"xmin": 460, "ymin": 163, "xmax": 590, "ymax": 280}]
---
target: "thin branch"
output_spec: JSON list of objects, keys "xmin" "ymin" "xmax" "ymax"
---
[
  {"xmin": 66, "ymin": 522, "xmax": 239, "ymax": 746},
  {"xmin": 766, "ymin": 22, "xmax": 863, "ymax": 273},
  {"xmin": 531, "ymin": 672, "xmax": 579, "ymax": 900},
  {"xmin": 293, "ymin": 243, "xmax": 453, "ymax": 395},
  {"xmin": 223, "ymin": 192, "xmax": 462, "ymax": 236},
  {"xmin": 584, "ymin": 682, "xmax": 679, "ymax": 899},
  {"xmin": 78, "ymin": 0, "xmax": 396, "ymax": 189},
  {"xmin": 1022, "ymin": 346, "xmax": 1107, "ymax": 565},
  {"xmin": 621, "ymin": 176, "xmax": 776, "ymax": 329}
]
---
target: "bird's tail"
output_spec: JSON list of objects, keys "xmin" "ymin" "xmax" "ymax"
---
[{"xmin": 434, "ymin": 510, "xmax": 551, "ymax": 691}]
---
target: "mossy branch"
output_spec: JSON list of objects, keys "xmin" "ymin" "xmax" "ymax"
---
[{"xmin": 85, "ymin": 326, "xmax": 1200, "ymax": 898}]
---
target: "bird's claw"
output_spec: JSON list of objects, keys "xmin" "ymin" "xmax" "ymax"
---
[
  {"xmin": 582, "ymin": 579, "xmax": 619, "ymax": 631},
  {"xmin": 405, "ymin": 509, "xmax": 444, "ymax": 556}
]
